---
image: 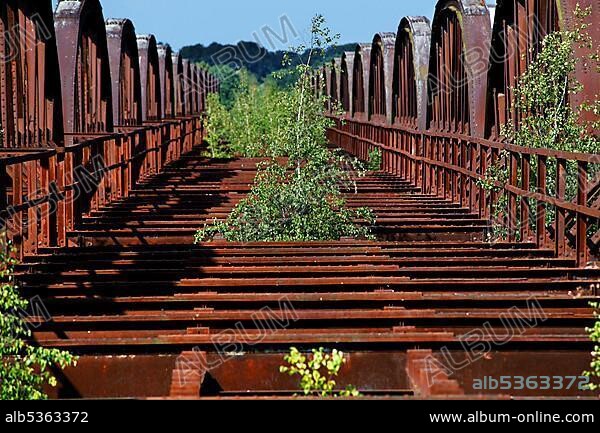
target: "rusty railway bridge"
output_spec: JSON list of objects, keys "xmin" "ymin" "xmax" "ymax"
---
[{"xmin": 1, "ymin": 0, "xmax": 599, "ymax": 399}]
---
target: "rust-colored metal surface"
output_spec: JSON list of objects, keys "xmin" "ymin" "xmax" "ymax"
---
[
  {"xmin": 106, "ymin": 18, "xmax": 142, "ymax": 126},
  {"xmin": 392, "ymin": 17, "xmax": 431, "ymax": 131},
  {"xmin": 340, "ymin": 52, "xmax": 354, "ymax": 114},
  {"xmin": 182, "ymin": 59, "xmax": 193, "ymax": 115},
  {"xmin": 137, "ymin": 34, "xmax": 162, "ymax": 121},
  {"xmin": 0, "ymin": 0, "xmax": 64, "ymax": 148},
  {"xmin": 21, "ymin": 152, "xmax": 598, "ymax": 399},
  {"xmin": 158, "ymin": 44, "xmax": 175, "ymax": 119},
  {"xmin": 352, "ymin": 44, "xmax": 371, "ymax": 119},
  {"xmin": 172, "ymin": 52, "xmax": 186, "ymax": 116},
  {"xmin": 369, "ymin": 32, "xmax": 396, "ymax": 123},
  {"xmin": 55, "ymin": 0, "xmax": 114, "ymax": 134},
  {"xmin": 427, "ymin": 0, "xmax": 491, "ymax": 137}
]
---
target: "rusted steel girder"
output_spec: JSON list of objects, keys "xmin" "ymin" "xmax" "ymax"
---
[
  {"xmin": 353, "ymin": 44, "xmax": 371, "ymax": 120},
  {"xmin": 427, "ymin": 0, "xmax": 491, "ymax": 137},
  {"xmin": 137, "ymin": 34, "xmax": 162, "ymax": 121},
  {"xmin": 105, "ymin": 19, "xmax": 142, "ymax": 127},
  {"xmin": 0, "ymin": 0, "xmax": 64, "ymax": 148},
  {"xmin": 330, "ymin": 59, "xmax": 341, "ymax": 107},
  {"xmin": 340, "ymin": 52, "xmax": 355, "ymax": 114},
  {"xmin": 392, "ymin": 17, "xmax": 431, "ymax": 131},
  {"xmin": 196, "ymin": 67, "xmax": 206, "ymax": 113},
  {"xmin": 157, "ymin": 44, "xmax": 175, "ymax": 119},
  {"xmin": 172, "ymin": 52, "xmax": 186, "ymax": 116},
  {"xmin": 369, "ymin": 32, "xmax": 396, "ymax": 124},
  {"xmin": 192, "ymin": 64, "xmax": 203, "ymax": 114},
  {"xmin": 182, "ymin": 59, "xmax": 194, "ymax": 115},
  {"xmin": 55, "ymin": 0, "xmax": 114, "ymax": 135},
  {"xmin": 322, "ymin": 64, "xmax": 332, "ymax": 112},
  {"xmin": 188, "ymin": 63, "xmax": 198, "ymax": 115}
]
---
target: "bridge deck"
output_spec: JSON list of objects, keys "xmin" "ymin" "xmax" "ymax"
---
[{"xmin": 21, "ymin": 146, "xmax": 599, "ymax": 399}]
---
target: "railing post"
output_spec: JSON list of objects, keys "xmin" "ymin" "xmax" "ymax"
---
[
  {"xmin": 536, "ymin": 155, "xmax": 547, "ymax": 248},
  {"xmin": 555, "ymin": 158, "xmax": 567, "ymax": 258},
  {"xmin": 576, "ymin": 161, "xmax": 589, "ymax": 267},
  {"xmin": 521, "ymin": 154, "xmax": 531, "ymax": 242},
  {"xmin": 507, "ymin": 152, "xmax": 519, "ymax": 242}
]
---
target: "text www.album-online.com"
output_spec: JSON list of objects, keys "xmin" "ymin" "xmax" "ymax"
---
[{"xmin": 429, "ymin": 412, "xmax": 595, "ymax": 424}]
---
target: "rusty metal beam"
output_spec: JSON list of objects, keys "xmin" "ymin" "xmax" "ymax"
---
[
  {"xmin": 158, "ymin": 44, "xmax": 175, "ymax": 119},
  {"xmin": 182, "ymin": 59, "xmax": 193, "ymax": 115},
  {"xmin": 392, "ymin": 17, "xmax": 431, "ymax": 131},
  {"xmin": 369, "ymin": 32, "xmax": 396, "ymax": 124},
  {"xmin": 137, "ymin": 34, "xmax": 162, "ymax": 122},
  {"xmin": 55, "ymin": 0, "xmax": 114, "ymax": 135},
  {"xmin": 427, "ymin": 0, "xmax": 491, "ymax": 137},
  {"xmin": 171, "ymin": 52, "xmax": 186, "ymax": 116},
  {"xmin": 106, "ymin": 18, "xmax": 142, "ymax": 127},
  {"xmin": 340, "ymin": 52, "xmax": 355, "ymax": 114},
  {"xmin": 352, "ymin": 43, "xmax": 371, "ymax": 120}
]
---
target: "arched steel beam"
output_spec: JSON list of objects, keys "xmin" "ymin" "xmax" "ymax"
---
[
  {"xmin": 322, "ymin": 64, "xmax": 332, "ymax": 111},
  {"xmin": 392, "ymin": 17, "xmax": 431, "ymax": 131},
  {"xmin": 172, "ymin": 52, "xmax": 185, "ymax": 116},
  {"xmin": 198, "ymin": 67, "xmax": 207, "ymax": 112},
  {"xmin": 105, "ymin": 18, "xmax": 142, "ymax": 127},
  {"xmin": 340, "ymin": 52, "xmax": 355, "ymax": 114},
  {"xmin": 190, "ymin": 63, "xmax": 201, "ymax": 114},
  {"xmin": 352, "ymin": 43, "xmax": 371, "ymax": 119},
  {"xmin": 369, "ymin": 32, "xmax": 396, "ymax": 123},
  {"xmin": 486, "ymin": 0, "xmax": 598, "ymax": 138},
  {"xmin": 427, "ymin": 0, "xmax": 492, "ymax": 137},
  {"xmin": 182, "ymin": 59, "xmax": 193, "ymax": 115},
  {"xmin": 330, "ymin": 59, "xmax": 340, "ymax": 106},
  {"xmin": 0, "ymin": 0, "xmax": 64, "ymax": 147},
  {"xmin": 137, "ymin": 34, "xmax": 162, "ymax": 121},
  {"xmin": 157, "ymin": 43, "xmax": 175, "ymax": 119},
  {"xmin": 55, "ymin": 0, "xmax": 114, "ymax": 134}
]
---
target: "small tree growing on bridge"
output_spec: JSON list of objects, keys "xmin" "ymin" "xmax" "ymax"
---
[
  {"xmin": 585, "ymin": 299, "xmax": 599, "ymax": 393},
  {"xmin": 196, "ymin": 16, "xmax": 375, "ymax": 242},
  {"xmin": 0, "ymin": 232, "xmax": 77, "ymax": 400}
]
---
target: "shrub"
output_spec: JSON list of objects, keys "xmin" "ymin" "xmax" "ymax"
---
[
  {"xmin": 279, "ymin": 347, "xmax": 361, "ymax": 398},
  {"xmin": 585, "ymin": 301, "xmax": 599, "ymax": 392},
  {"xmin": 0, "ymin": 233, "xmax": 77, "ymax": 400},
  {"xmin": 368, "ymin": 148, "xmax": 383, "ymax": 172}
]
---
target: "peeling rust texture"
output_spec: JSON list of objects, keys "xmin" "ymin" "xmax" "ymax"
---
[
  {"xmin": 172, "ymin": 52, "xmax": 186, "ymax": 116},
  {"xmin": 137, "ymin": 34, "xmax": 162, "ymax": 121},
  {"xmin": 55, "ymin": 0, "xmax": 114, "ymax": 135},
  {"xmin": 0, "ymin": 0, "xmax": 64, "ymax": 147},
  {"xmin": 158, "ymin": 44, "xmax": 175, "ymax": 119},
  {"xmin": 392, "ymin": 17, "xmax": 431, "ymax": 131},
  {"xmin": 106, "ymin": 18, "xmax": 142, "ymax": 127},
  {"xmin": 369, "ymin": 32, "xmax": 396, "ymax": 124}
]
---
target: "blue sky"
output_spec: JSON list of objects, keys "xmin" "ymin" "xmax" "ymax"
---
[{"xmin": 52, "ymin": 0, "xmax": 439, "ymax": 51}]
